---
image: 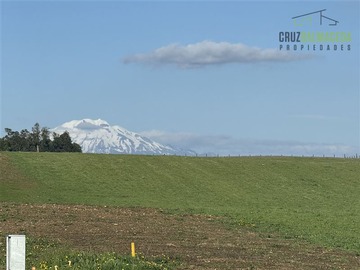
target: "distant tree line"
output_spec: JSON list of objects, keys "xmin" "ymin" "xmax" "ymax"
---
[{"xmin": 0, "ymin": 123, "xmax": 81, "ymax": 152}]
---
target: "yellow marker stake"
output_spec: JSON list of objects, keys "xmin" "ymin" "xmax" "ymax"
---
[{"xmin": 131, "ymin": 242, "xmax": 136, "ymax": 257}]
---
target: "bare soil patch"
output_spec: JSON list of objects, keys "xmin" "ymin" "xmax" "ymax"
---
[{"xmin": 1, "ymin": 203, "xmax": 359, "ymax": 269}]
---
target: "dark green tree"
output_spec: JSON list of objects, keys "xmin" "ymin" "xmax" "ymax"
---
[
  {"xmin": 31, "ymin": 123, "xmax": 41, "ymax": 152},
  {"xmin": 72, "ymin": 142, "xmax": 82, "ymax": 153},
  {"xmin": 19, "ymin": 129, "xmax": 31, "ymax": 151},
  {"xmin": 0, "ymin": 129, "xmax": 12, "ymax": 151},
  {"xmin": 51, "ymin": 131, "xmax": 81, "ymax": 153},
  {"xmin": 1, "ymin": 123, "xmax": 81, "ymax": 153},
  {"xmin": 40, "ymin": 127, "xmax": 51, "ymax": 152},
  {"xmin": 52, "ymin": 132, "xmax": 62, "ymax": 152},
  {"xmin": 0, "ymin": 137, "xmax": 7, "ymax": 151},
  {"xmin": 3, "ymin": 128, "xmax": 22, "ymax": 151}
]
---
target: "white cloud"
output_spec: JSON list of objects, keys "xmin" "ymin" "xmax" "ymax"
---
[
  {"xmin": 140, "ymin": 130, "xmax": 358, "ymax": 157},
  {"xmin": 123, "ymin": 40, "xmax": 313, "ymax": 68}
]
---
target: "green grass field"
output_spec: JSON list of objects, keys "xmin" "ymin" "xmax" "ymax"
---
[{"xmin": 1, "ymin": 152, "xmax": 359, "ymax": 252}]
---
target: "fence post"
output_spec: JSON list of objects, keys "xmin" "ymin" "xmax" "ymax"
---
[
  {"xmin": 131, "ymin": 242, "xmax": 136, "ymax": 257},
  {"xmin": 6, "ymin": 235, "xmax": 26, "ymax": 270}
]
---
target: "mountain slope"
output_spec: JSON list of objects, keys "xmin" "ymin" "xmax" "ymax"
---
[{"xmin": 52, "ymin": 119, "xmax": 195, "ymax": 155}]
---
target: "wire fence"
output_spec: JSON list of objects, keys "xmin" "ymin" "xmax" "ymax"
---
[{"xmin": 173, "ymin": 153, "xmax": 360, "ymax": 159}]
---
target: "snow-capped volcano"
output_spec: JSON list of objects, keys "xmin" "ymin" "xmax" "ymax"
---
[{"xmin": 52, "ymin": 119, "xmax": 195, "ymax": 155}]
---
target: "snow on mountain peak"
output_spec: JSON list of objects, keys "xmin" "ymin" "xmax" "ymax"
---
[
  {"xmin": 52, "ymin": 119, "xmax": 195, "ymax": 155},
  {"xmin": 60, "ymin": 119, "xmax": 110, "ymax": 130}
]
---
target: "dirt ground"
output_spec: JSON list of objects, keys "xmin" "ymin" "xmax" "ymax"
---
[{"xmin": 0, "ymin": 203, "xmax": 359, "ymax": 269}]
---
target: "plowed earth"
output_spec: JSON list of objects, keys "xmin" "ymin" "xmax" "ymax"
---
[{"xmin": 0, "ymin": 203, "xmax": 359, "ymax": 269}]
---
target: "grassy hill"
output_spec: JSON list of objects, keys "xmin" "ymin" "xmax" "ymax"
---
[{"xmin": 1, "ymin": 152, "xmax": 359, "ymax": 252}]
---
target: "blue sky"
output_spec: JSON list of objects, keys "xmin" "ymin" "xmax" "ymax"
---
[{"xmin": 1, "ymin": 1, "xmax": 359, "ymax": 156}]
